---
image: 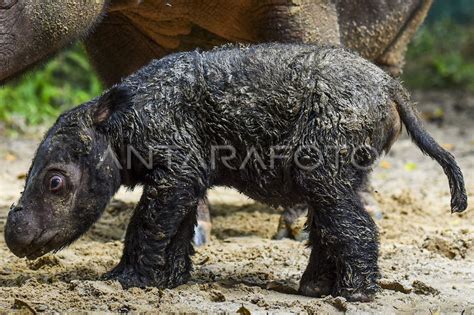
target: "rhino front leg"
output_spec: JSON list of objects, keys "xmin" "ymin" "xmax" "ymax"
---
[{"xmin": 105, "ymin": 180, "xmax": 206, "ymax": 288}]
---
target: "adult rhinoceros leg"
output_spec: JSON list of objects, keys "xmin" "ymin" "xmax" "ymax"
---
[
  {"xmin": 336, "ymin": 0, "xmax": 433, "ymax": 77},
  {"xmin": 274, "ymin": 203, "xmax": 308, "ymax": 241},
  {"xmin": 254, "ymin": 0, "xmax": 341, "ymax": 45},
  {"xmin": 193, "ymin": 197, "xmax": 212, "ymax": 246},
  {"xmin": 376, "ymin": 0, "xmax": 433, "ymax": 77}
]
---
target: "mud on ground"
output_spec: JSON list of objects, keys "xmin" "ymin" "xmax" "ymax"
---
[{"xmin": 0, "ymin": 91, "xmax": 472, "ymax": 313}]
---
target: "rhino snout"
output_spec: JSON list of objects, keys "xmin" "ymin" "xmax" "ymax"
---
[{"xmin": 4, "ymin": 207, "xmax": 38, "ymax": 258}]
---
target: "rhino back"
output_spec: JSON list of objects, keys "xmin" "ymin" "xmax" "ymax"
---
[{"xmin": 196, "ymin": 44, "xmax": 394, "ymax": 146}]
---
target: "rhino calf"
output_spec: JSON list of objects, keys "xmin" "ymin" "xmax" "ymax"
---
[{"xmin": 5, "ymin": 44, "xmax": 467, "ymax": 302}]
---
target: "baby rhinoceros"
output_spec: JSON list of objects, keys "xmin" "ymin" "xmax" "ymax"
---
[{"xmin": 5, "ymin": 44, "xmax": 467, "ymax": 302}]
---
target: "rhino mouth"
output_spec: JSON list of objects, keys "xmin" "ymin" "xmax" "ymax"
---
[
  {"xmin": 8, "ymin": 228, "xmax": 61, "ymax": 260},
  {"xmin": 24, "ymin": 230, "xmax": 61, "ymax": 260}
]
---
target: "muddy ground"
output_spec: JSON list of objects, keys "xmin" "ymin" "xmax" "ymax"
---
[{"xmin": 0, "ymin": 91, "xmax": 473, "ymax": 313}]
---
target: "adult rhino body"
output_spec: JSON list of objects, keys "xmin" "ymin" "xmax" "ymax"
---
[
  {"xmin": 1, "ymin": 0, "xmax": 433, "ymax": 85},
  {"xmin": 0, "ymin": 0, "xmax": 433, "ymax": 243}
]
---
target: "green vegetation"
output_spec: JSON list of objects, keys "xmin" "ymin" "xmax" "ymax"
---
[
  {"xmin": 0, "ymin": 45, "xmax": 102, "ymax": 127},
  {"xmin": 426, "ymin": 0, "xmax": 474, "ymax": 25},
  {"xmin": 403, "ymin": 20, "xmax": 474, "ymax": 92}
]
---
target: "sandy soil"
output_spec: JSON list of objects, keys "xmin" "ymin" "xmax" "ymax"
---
[{"xmin": 0, "ymin": 91, "xmax": 473, "ymax": 313}]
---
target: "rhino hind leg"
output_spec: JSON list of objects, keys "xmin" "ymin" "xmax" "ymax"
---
[{"xmin": 276, "ymin": 177, "xmax": 382, "ymax": 242}]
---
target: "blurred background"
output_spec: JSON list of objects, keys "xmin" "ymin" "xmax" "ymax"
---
[{"xmin": 0, "ymin": 0, "xmax": 473, "ymax": 132}]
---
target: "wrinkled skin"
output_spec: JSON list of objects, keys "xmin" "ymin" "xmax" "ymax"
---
[
  {"xmin": 5, "ymin": 44, "xmax": 467, "ymax": 302},
  {"xmin": 0, "ymin": 0, "xmax": 105, "ymax": 83},
  {"xmin": 0, "ymin": 0, "xmax": 433, "ymax": 244}
]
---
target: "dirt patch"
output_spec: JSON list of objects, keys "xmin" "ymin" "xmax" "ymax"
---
[
  {"xmin": 422, "ymin": 229, "xmax": 473, "ymax": 260},
  {"xmin": 0, "ymin": 91, "xmax": 472, "ymax": 313}
]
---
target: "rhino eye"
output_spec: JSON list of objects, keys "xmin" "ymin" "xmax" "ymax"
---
[{"xmin": 49, "ymin": 175, "xmax": 65, "ymax": 192}]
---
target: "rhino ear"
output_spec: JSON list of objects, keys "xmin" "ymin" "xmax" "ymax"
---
[{"xmin": 93, "ymin": 85, "xmax": 134, "ymax": 126}]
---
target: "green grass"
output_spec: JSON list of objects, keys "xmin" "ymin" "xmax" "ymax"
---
[
  {"xmin": 0, "ymin": 45, "xmax": 102, "ymax": 128},
  {"xmin": 403, "ymin": 20, "xmax": 474, "ymax": 92}
]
